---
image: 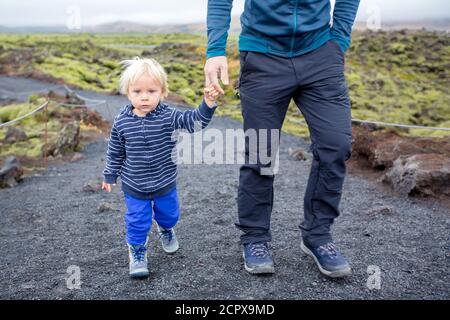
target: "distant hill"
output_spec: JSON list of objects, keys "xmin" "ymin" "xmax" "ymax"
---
[
  {"xmin": 1, "ymin": 16, "xmax": 449, "ymax": 34},
  {"xmin": 80, "ymin": 16, "xmax": 243, "ymax": 33},
  {"xmin": 83, "ymin": 21, "xmax": 208, "ymax": 34},
  {"xmin": 0, "ymin": 25, "xmax": 69, "ymax": 33},
  {"xmin": 353, "ymin": 18, "xmax": 450, "ymax": 31}
]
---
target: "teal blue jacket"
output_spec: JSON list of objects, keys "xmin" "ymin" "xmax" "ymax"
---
[{"xmin": 207, "ymin": 0, "xmax": 360, "ymax": 58}]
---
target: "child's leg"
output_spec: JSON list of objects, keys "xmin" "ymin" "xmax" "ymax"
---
[
  {"xmin": 124, "ymin": 193, "xmax": 153, "ymax": 245},
  {"xmin": 153, "ymin": 187, "xmax": 180, "ymax": 229}
]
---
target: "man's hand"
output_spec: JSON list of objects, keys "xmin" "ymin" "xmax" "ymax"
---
[
  {"xmin": 102, "ymin": 182, "xmax": 113, "ymax": 192},
  {"xmin": 204, "ymin": 56, "xmax": 229, "ymax": 95}
]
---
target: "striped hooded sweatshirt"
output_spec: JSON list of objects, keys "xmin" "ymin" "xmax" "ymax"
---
[{"xmin": 103, "ymin": 99, "xmax": 216, "ymax": 199}]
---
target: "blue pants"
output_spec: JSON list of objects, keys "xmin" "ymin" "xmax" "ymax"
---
[
  {"xmin": 124, "ymin": 187, "xmax": 179, "ymax": 245},
  {"xmin": 236, "ymin": 40, "xmax": 352, "ymax": 247}
]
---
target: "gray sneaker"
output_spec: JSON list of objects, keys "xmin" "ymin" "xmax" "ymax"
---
[
  {"xmin": 157, "ymin": 225, "xmax": 179, "ymax": 254},
  {"xmin": 127, "ymin": 241, "xmax": 149, "ymax": 278}
]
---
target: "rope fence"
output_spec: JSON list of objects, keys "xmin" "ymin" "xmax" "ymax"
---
[
  {"xmin": 0, "ymin": 85, "xmax": 116, "ymax": 164},
  {"xmin": 351, "ymin": 118, "xmax": 450, "ymax": 132},
  {"xmin": 288, "ymin": 117, "xmax": 450, "ymax": 131},
  {"xmin": 0, "ymin": 85, "xmax": 64, "ymax": 96},
  {"xmin": 62, "ymin": 85, "xmax": 113, "ymax": 121},
  {"xmin": 0, "ymin": 100, "xmax": 49, "ymax": 128},
  {"xmin": 1, "ymin": 85, "xmax": 449, "ymax": 132},
  {"xmin": 62, "ymin": 85, "xmax": 107, "ymax": 103},
  {"xmin": 0, "ymin": 85, "xmax": 114, "ymax": 124}
]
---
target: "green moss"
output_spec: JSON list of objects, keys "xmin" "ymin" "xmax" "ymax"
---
[
  {"xmin": 0, "ymin": 100, "xmax": 91, "ymax": 159},
  {"xmin": 390, "ymin": 42, "xmax": 407, "ymax": 54},
  {"xmin": 0, "ymin": 103, "xmax": 38, "ymax": 123},
  {"xmin": 282, "ymin": 119, "xmax": 310, "ymax": 137},
  {"xmin": 178, "ymin": 88, "xmax": 197, "ymax": 105},
  {"xmin": 0, "ymin": 138, "xmax": 44, "ymax": 158}
]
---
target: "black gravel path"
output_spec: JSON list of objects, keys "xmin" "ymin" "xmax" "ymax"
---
[{"xmin": 0, "ymin": 76, "xmax": 448, "ymax": 299}]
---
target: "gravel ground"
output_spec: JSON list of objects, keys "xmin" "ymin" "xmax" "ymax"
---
[{"xmin": 0, "ymin": 76, "xmax": 449, "ymax": 299}]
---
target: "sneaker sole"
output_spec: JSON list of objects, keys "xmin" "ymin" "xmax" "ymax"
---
[
  {"xmin": 242, "ymin": 252, "xmax": 275, "ymax": 274},
  {"xmin": 130, "ymin": 269, "xmax": 149, "ymax": 279},
  {"xmin": 162, "ymin": 242, "xmax": 179, "ymax": 254},
  {"xmin": 300, "ymin": 241, "xmax": 352, "ymax": 278}
]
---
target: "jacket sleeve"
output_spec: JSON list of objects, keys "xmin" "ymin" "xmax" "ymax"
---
[
  {"xmin": 331, "ymin": 0, "xmax": 361, "ymax": 53},
  {"xmin": 172, "ymin": 99, "xmax": 217, "ymax": 133},
  {"xmin": 206, "ymin": 0, "xmax": 234, "ymax": 59},
  {"xmin": 103, "ymin": 121, "xmax": 126, "ymax": 184}
]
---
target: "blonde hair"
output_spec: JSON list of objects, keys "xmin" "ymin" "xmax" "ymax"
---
[{"xmin": 119, "ymin": 56, "xmax": 169, "ymax": 98}]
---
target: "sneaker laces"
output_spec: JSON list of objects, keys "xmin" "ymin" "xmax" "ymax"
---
[
  {"xmin": 159, "ymin": 228, "xmax": 173, "ymax": 242},
  {"xmin": 249, "ymin": 243, "xmax": 269, "ymax": 258},
  {"xmin": 318, "ymin": 242, "xmax": 338, "ymax": 258},
  {"xmin": 130, "ymin": 244, "xmax": 146, "ymax": 262}
]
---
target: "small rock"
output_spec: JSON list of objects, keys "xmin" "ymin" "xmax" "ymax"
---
[
  {"xmin": 367, "ymin": 205, "xmax": 395, "ymax": 217},
  {"xmin": 213, "ymin": 218, "xmax": 227, "ymax": 226},
  {"xmin": 288, "ymin": 147, "xmax": 309, "ymax": 161},
  {"xmin": 97, "ymin": 203, "xmax": 117, "ymax": 213},
  {"xmin": 382, "ymin": 154, "xmax": 450, "ymax": 197},
  {"xmin": 21, "ymin": 283, "xmax": 34, "ymax": 290},
  {"xmin": 0, "ymin": 156, "xmax": 24, "ymax": 188},
  {"xmin": 43, "ymin": 121, "xmax": 80, "ymax": 157},
  {"xmin": 4, "ymin": 127, "xmax": 27, "ymax": 144},
  {"xmin": 401, "ymin": 269, "xmax": 413, "ymax": 274},
  {"xmin": 82, "ymin": 180, "xmax": 102, "ymax": 193},
  {"xmin": 71, "ymin": 152, "xmax": 85, "ymax": 162}
]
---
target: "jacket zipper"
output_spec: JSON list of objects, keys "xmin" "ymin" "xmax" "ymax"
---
[
  {"xmin": 141, "ymin": 118, "xmax": 145, "ymax": 139},
  {"xmin": 141, "ymin": 118, "xmax": 150, "ymax": 167},
  {"xmin": 290, "ymin": 0, "xmax": 298, "ymax": 57}
]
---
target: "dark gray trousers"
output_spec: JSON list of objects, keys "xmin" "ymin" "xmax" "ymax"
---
[{"xmin": 236, "ymin": 40, "xmax": 352, "ymax": 247}]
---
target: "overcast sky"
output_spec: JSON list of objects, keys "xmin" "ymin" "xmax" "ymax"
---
[{"xmin": 0, "ymin": 0, "xmax": 449, "ymax": 27}]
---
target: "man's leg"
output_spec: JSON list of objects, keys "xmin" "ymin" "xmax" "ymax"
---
[
  {"xmin": 292, "ymin": 40, "xmax": 352, "ymax": 277},
  {"xmin": 236, "ymin": 51, "xmax": 296, "ymax": 245},
  {"xmin": 236, "ymin": 51, "xmax": 297, "ymax": 274}
]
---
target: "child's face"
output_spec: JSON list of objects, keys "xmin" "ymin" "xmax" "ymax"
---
[{"xmin": 127, "ymin": 73, "xmax": 163, "ymax": 117}]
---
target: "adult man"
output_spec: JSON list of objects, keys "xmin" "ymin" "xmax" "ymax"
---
[{"xmin": 204, "ymin": 0, "xmax": 360, "ymax": 278}]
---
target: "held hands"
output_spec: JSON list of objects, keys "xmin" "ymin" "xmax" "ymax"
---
[
  {"xmin": 204, "ymin": 84, "xmax": 222, "ymax": 107},
  {"xmin": 204, "ymin": 56, "xmax": 229, "ymax": 107},
  {"xmin": 102, "ymin": 181, "xmax": 114, "ymax": 193}
]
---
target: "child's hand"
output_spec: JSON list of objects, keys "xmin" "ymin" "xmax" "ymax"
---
[
  {"xmin": 204, "ymin": 84, "xmax": 222, "ymax": 108},
  {"xmin": 102, "ymin": 182, "xmax": 114, "ymax": 192}
]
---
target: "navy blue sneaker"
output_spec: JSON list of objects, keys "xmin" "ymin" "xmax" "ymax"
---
[
  {"xmin": 243, "ymin": 242, "xmax": 275, "ymax": 274},
  {"xmin": 301, "ymin": 241, "xmax": 352, "ymax": 278}
]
